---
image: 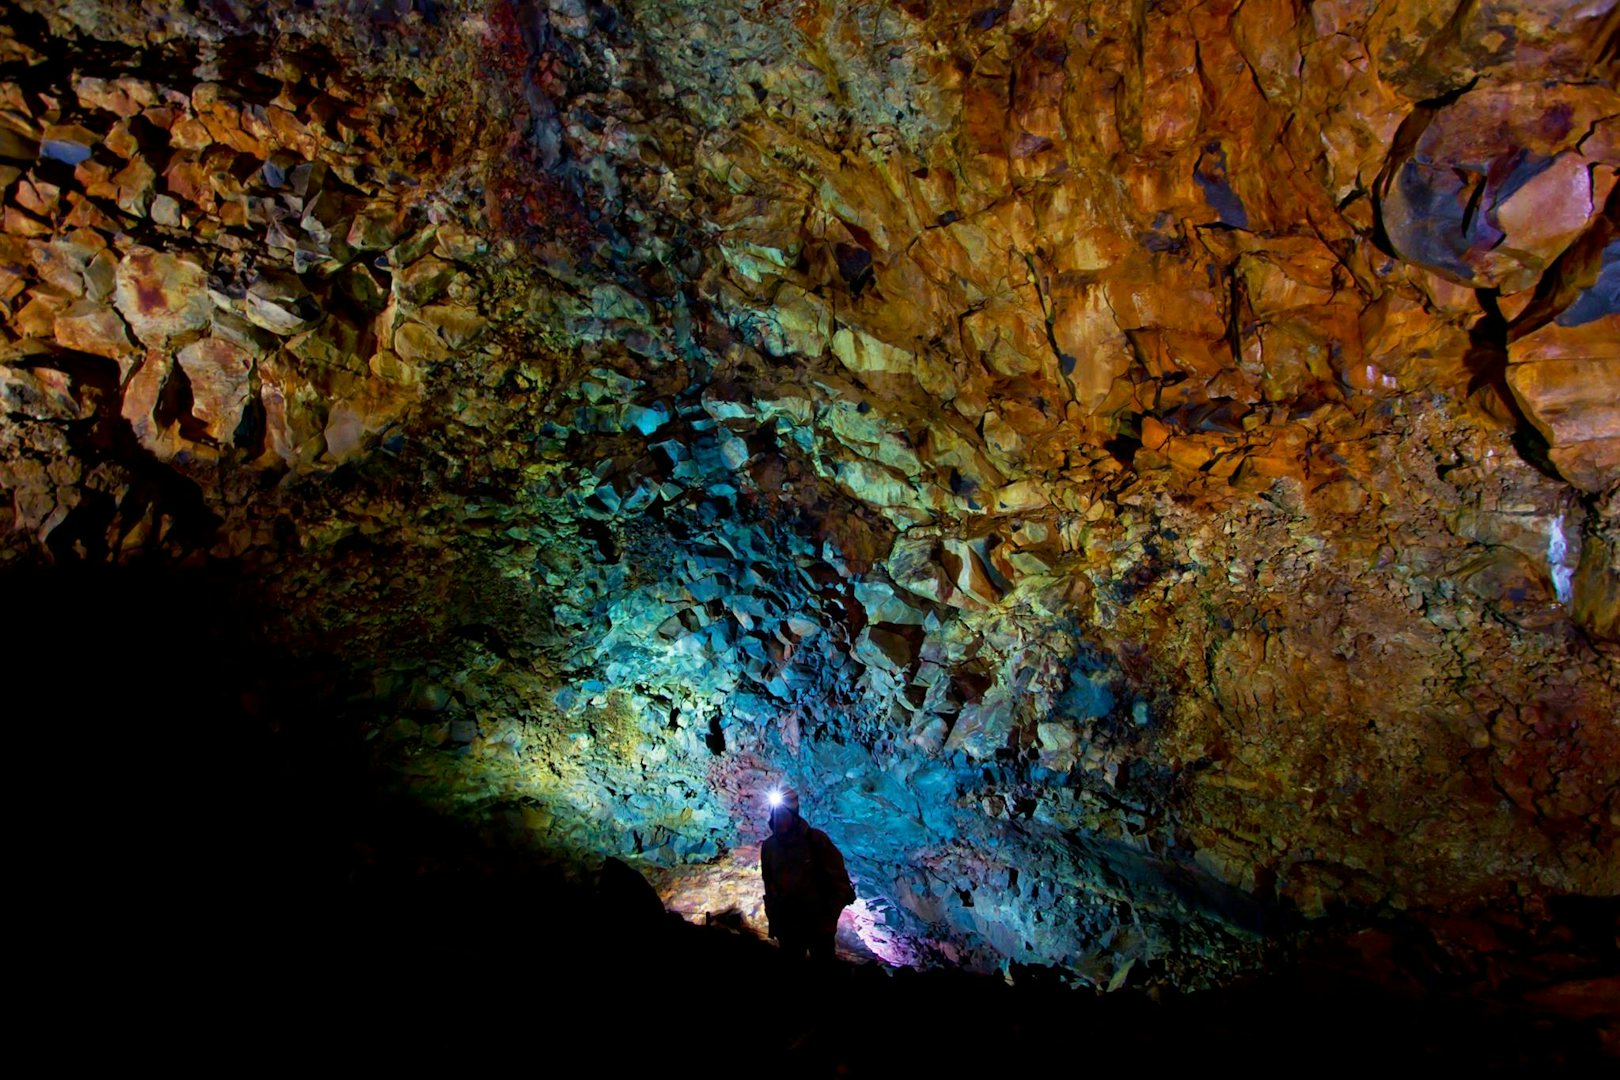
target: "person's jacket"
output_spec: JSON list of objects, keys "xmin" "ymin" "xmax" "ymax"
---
[{"xmin": 761, "ymin": 815, "xmax": 855, "ymax": 934}]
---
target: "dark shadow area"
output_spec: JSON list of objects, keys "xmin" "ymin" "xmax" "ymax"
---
[
  {"xmin": 3, "ymin": 563, "xmax": 1613, "ymax": 1070},
  {"xmin": 2, "ymin": 561, "xmax": 369, "ymax": 1021}
]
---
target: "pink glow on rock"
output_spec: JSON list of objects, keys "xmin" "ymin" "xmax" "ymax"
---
[
  {"xmin": 844, "ymin": 897, "xmax": 920, "ymax": 968},
  {"xmin": 647, "ymin": 850, "xmax": 923, "ymax": 967}
]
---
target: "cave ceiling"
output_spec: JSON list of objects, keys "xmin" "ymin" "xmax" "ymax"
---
[{"xmin": 1, "ymin": 0, "xmax": 1617, "ymax": 989}]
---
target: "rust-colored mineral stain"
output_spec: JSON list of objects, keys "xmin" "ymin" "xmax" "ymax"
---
[
  {"xmin": 127, "ymin": 253, "xmax": 167, "ymax": 313},
  {"xmin": 135, "ymin": 280, "xmax": 166, "ymax": 313},
  {"xmin": 1538, "ymin": 102, "xmax": 1574, "ymax": 144}
]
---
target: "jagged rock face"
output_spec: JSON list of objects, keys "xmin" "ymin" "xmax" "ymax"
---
[{"xmin": 2, "ymin": 1, "xmax": 1617, "ymax": 988}]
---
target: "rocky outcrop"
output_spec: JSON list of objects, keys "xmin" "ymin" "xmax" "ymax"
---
[{"xmin": 2, "ymin": 0, "xmax": 1616, "ymax": 997}]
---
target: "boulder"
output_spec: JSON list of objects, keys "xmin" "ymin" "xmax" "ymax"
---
[{"xmin": 1378, "ymin": 85, "xmax": 1616, "ymax": 293}]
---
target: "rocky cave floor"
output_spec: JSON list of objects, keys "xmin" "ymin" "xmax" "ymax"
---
[
  {"xmin": 12, "ymin": 567, "xmax": 1615, "ymax": 1071},
  {"xmin": 36, "ymin": 811, "xmax": 1620, "ymax": 1073},
  {"xmin": 259, "ymin": 823, "xmax": 1618, "ymax": 1075}
]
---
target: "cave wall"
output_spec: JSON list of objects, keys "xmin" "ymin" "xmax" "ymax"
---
[{"xmin": 1, "ymin": 0, "xmax": 1616, "ymax": 986}]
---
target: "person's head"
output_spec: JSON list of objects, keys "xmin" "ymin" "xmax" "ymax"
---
[{"xmin": 767, "ymin": 787, "xmax": 800, "ymax": 834}]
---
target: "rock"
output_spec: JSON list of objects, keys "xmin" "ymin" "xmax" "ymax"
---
[
  {"xmin": 393, "ymin": 255, "xmax": 455, "ymax": 305},
  {"xmin": 150, "ymin": 194, "xmax": 182, "ymax": 227},
  {"xmin": 0, "ymin": 455, "xmax": 56, "ymax": 534},
  {"xmin": 0, "ymin": 362, "xmax": 83, "ymax": 420},
  {"xmin": 831, "ymin": 325, "xmax": 911, "ymax": 375},
  {"xmin": 15, "ymin": 177, "xmax": 61, "ymax": 219},
  {"xmin": 1494, "ymin": 153, "xmax": 1606, "ymax": 263},
  {"xmin": 175, "ymin": 338, "xmax": 252, "ymax": 444},
  {"xmin": 623, "ymin": 401, "xmax": 670, "ymax": 436},
  {"xmin": 1005, "ymin": 549, "xmax": 1056, "ymax": 577},
  {"xmin": 944, "ymin": 694, "xmax": 1015, "ymax": 760},
  {"xmin": 834, "ymin": 457, "xmax": 923, "ymax": 515},
  {"xmin": 113, "ymin": 247, "xmax": 211, "ymax": 345},
  {"xmin": 393, "ymin": 320, "xmax": 448, "ymax": 366},
  {"xmin": 209, "ymin": 309, "xmax": 278, "ymax": 358},
  {"xmin": 72, "ymin": 75, "xmax": 157, "ymax": 118},
  {"xmin": 434, "ymin": 225, "xmax": 486, "ymax": 264},
  {"xmin": 243, "ymin": 272, "xmax": 322, "ymax": 335},
  {"xmin": 286, "ymin": 311, "xmax": 366, "ymax": 372},
  {"xmin": 39, "ymin": 124, "xmax": 97, "ymax": 166},
  {"xmin": 416, "ymin": 304, "xmax": 486, "ymax": 349},
  {"xmin": 82, "ymin": 249, "xmax": 117, "ymax": 302},
  {"xmin": 992, "ymin": 479, "xmax": 1048, "ymax": 513},
  {"xmin": 1036, "ymin": 720, "xmax": 1080, "ymax": 771},
  {"xmin": 1166, "ymin": 437, "xmax": 1216, "ymax": 474},
  {"xmin": 1572, "ymin": 500, "xmax": 1620, "ymax": 646},
  {"xmin": 119, "ymin": 353, "xmax": 182, "ymax": 461},
  {"xmin": 1521, "ymin": 975, "xmax": 1620, "ymax": 1024},
  {"xmin": 1510, "ymin": 313, "xmax": 1620, "ymax": 367},
  {"xmin": 854, "ymin": 580, "xmax": 929, "ymax": 625},
  {"xmin": 53, "ymin": 301, "xmax": 137, "ymax": 371},
  {"xmin": 324, "ymin": 387, "xmax": 407, "ymax": 463},
  {"xmin": 12, "ymin": 287, "xmax": 72, "ymax": 336},
  {"xmin": 1547, "ymin": 440, "xmax": 1620, "ymax": 495},
  {"xmin": 941, "ymin": 538, "xmax": 1002, "ymax": 608},
  {"xmin": 768, "ymin": 285, "xmax": 831, "ymax": 358},
  {"xmin": 0, "ymin": 124, "xmax": 38, "ymax": 163},
  {"xmin": 368, "ymin": 350, "xmax": 420, "ymax": 387},
  {"xmin": 1378, "ymin": 85, "xmax": 1616, "ymax": 292},
  {"xmin": 1052, "ymin": 287, "xmax": 1133, "ymax": 411},
  {"xmin": 346, "ymin": 204, "xmax": 407, "ymax": 251},
  {"xmin": 855, "ymin": 624, "xmax": 918, "ymax": 673},
  {"xmin": 1505, "ymin": 358, "xmax": 1620, "ymax": 492},
  {"xmin": 258, "ymin": 361, "xmax": 327, "ymax": 469},
  {"xmin": 336, "ymin": 263, "xmax": 390, "ymax": 312},
  {"xmin": 4, "ymin": 204, "xmax": 51, "ymax": 238},
  {"xmin": 1459, "ymin": 547, "xmax": 1555, "ymax": 623}
]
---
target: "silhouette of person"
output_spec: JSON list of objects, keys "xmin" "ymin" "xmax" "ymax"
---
[{"xmin": 760, "ymin": 788, "xmax": 855, "ymax": 962}]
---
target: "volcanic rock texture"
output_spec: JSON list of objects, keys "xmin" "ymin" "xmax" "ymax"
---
[{"xmin": 3, "ymin": 0, "xmax": 1618, "ymax": 1002}]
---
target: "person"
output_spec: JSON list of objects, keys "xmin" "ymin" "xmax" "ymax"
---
[{"xmin": 760, "ymin": 788, "xmax": 855, "ymax": 962}]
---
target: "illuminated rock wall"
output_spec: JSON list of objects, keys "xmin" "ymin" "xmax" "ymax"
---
[{"xmin": 1, "ymin": 0, "xmax": 1615, "ymax": 986}]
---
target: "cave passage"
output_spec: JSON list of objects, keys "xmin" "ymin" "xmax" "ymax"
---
[{"xmin": 2, "ymin": 0, "xmax": 1617, "ymax": 1068}]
